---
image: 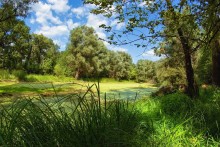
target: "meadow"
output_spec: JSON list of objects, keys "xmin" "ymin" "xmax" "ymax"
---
[{"xmin": 0, "ymin": 75, "xmax": 220, "ymax": 146}]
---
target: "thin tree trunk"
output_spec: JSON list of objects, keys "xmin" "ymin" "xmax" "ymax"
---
[
  {"xmin": 75, "ymin": 68, "xmax": 80, "ymax": 80},
  {"xmin": 24, "ymin": 37, "xmax": 32, "ymax": 73},
  {"xmin": 212, "ymin": 39, "xmax": 220, "ymax": 86}
]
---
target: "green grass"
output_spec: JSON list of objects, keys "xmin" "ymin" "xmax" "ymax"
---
[
  {"xmin": 0, "ymin": 84, "xmax": 151, "ymax": 146},
  {"xmin": 26, "ymin": 74, "xmax": 74, "ymax": 82},
  {"xmin": 0, "ymin": 79, "xmax": 157, "ymax": 99},
  {"xmin": 1, "ymin": 84, "xmax": 220, "ymax": 146},
  {"xmin": 1, "ymin": 75, "xmax": 220, "ymax": 146}
]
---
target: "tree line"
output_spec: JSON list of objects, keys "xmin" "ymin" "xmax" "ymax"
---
[{"xmin": 0, "ymin": 1, "xmax": 155, "ymax": 82}]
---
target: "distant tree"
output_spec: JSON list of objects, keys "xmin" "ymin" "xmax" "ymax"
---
[
  {"xmin": 28, "ymin": 34, "xmax": 59, "ymax": 74},
  {"xmin": 0, "ymin": 18, "xmax": 31, "ymax": 71},
  {"xmin": 67, "ymin": 26, "xmax": 109, "ymax": 79},
  {"xmin": 155, "ymin": 37, "xmax": 186, "ymax": 86},
  {"xmin": 129, "ymin": 63, "xmax": 137, "ymax": 80},
  {"xmin": 136, "ymin": 60, "xmax": 156, "ymax": 83},
  {"xmin": 108, "ymin": 51, "xmax": 133, "ymax": 80}
]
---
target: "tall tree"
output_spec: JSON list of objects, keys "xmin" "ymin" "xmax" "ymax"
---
[
  {"xmin": 0, "ymin": 18, "xmax": 31, "ymax": 71},
  {"xmin": 67, "ymin": 26, "xmax": 109, "ymax": 79}
]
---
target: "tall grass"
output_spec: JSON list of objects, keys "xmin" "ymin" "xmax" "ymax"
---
[
  {"xmin": 0, "ymin": 69, "xmax": 14, "ymax": 81},
  {"xmin": 0, "ymin": 83, "xmax": 150, "ymax": 146},
  {"xmin": 1, "ymin": 82, "xmax": 220, "ymax": 146}
]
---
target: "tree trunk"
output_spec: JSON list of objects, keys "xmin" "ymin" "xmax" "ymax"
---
[
  {"xmin": 165, "ymin": 0, "xmax": 199, "ymax": 98},
  {"xmin": 212, "ymin": 39, "xmax": 220, "ymax": 86},
  {"xmin": 24, "ymin": 38, "xmax": 32, "ymax": 73},
  {"xmin": 75, "ymin": 68, "xmax": 80, "ymax": 80},
  {"xmin": 177, "ymin": 29, "xmax": 198, "ymax": 98}
]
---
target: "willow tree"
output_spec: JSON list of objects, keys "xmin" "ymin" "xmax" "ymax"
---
[
  {"xmin": 66, "ymin": 26, "xmax": 109, "ymax": 79},
  {"xmin": 84, "ymin": 0, "xmax": 220, "ymax": 98}
]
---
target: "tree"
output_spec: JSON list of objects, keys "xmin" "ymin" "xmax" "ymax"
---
[
  {"xmin": 67, "ymin": 26, "xmax": 109, "ymax": 79},
  {"xmin": 0, "ymin": 18, "xmax": 31, "ymax": 71},
  {"xmin": 0, "ymin": 0, "xmax": 38, "ymax": 72},
  {"xmin": 110, "ymin": 51, "xmax": 132, "ymax": 81},
  {"xmin": 28, "ymin": 34, "xmax": 59, "ymax": 74},
  {"xmin": 84, "ymin": 0, "xmax": 220, "ymax": 98},
  {"xmin": 136, "ymin": 60, "xmax": 156, "ymax": 82},
  {"xmin": 200, "ymin": 0, "xmax": 220, "ymax": 86},
  {"xmin": 0, "ymin": 0, "xmax": 38, "ymax": 23}
]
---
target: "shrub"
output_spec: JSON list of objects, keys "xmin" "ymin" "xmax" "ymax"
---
[
  {"xmin": 12, "ymin": 70, "xmax": 27, "ymax": 81},
  {"xmin": 0, "ymin": 69, "xmax": 13, "ymax": 80},
  {"xmin": 160, "ymin": 93, "xmax": 193, "ymax": 117},
  {"xmin": 194, "ymin": 87, "xmax": 220, "ymax": 137}
]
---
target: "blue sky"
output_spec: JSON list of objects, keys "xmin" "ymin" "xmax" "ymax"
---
[{"xmin": 25, "ymin": 0, "xmax": 161, "ymax": 63}]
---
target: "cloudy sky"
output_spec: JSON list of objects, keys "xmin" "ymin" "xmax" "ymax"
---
[{"xmin": 25, "ymin": 0, "xmax": 161, "ymax": 63}]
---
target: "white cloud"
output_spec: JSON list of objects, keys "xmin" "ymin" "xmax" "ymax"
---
[
  {"xmin": 32, "ymin": 1, "xmax": 62, "ymax": 26},
  {"xmin": 30, "ymin": 18, "xmax": 35, "ymax": 24},
  {"xmin": 72, "ymin": 7, "xmax": 85, "ymax": 18},
  {"xmin": 108, "ymin": 45, "xmax": 127, "ymax": 52},
  {"xmin": 72, "ymin": 4, "xmax": 96, "ymax": 18},
  {"xmin": 110, "ymin": 20, "xmax": 125, "ymax": 30},
  {"xmin": 66, "ymin": 19, "xmax": 80, "ymax": 30},
  {"xmin": 142, "ymin": 49, "xmax": 161, "ymax": 61},
  {"xmin": 138, "ymin": 0, "xmax": 154, "ymax": 7},
  {"xmin": 35, "ymin": 25, "xmax": 69, "ymax": 38},
  {"xmin": 86, "ymin": 13, "xmax": 108, "ymax": 39},
  {"xmin": 47, "ymin": 0, "xmax": 70, "ymax": 13}
]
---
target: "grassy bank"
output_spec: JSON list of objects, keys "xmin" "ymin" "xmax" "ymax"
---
[{"xmin": 0, "ymin": 82, "xmax": 220, "ymax": 146}]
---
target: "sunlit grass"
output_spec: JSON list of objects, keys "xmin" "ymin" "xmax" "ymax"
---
[{"xmin": 0, "ymin": 79, "xmax": 157, "ymax": 98}]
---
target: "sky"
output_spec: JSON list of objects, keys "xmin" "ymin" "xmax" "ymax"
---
[{"xmin": 25, "ymin": 0, "xmax": 161, "ymax": 63}]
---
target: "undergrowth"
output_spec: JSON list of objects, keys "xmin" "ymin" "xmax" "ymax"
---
[
  {"xmin": 0, "ymin": 83, "xmax": 152, "ymax": 146},
  {"xmin": 0, "ymin": 83, "xmax": 220, "ymax": 146}
]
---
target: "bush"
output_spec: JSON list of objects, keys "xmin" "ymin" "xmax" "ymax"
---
[
  {"xmin": 194, "ymin": 87, "xmax": 220, "ymax": 137},
  {"xmin": 0, "ymin": 69, "xmax": 13, "ymax": 80},
  {"xmin": 160, "ymin": 93, "xmax": 193, "ymax": 117},
  {"xmin": 12, "ymin": 70, "xmax": 27, "ymax": 81}
]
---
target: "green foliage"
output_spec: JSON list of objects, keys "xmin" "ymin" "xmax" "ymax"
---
[
  {"xmin": 29, "ymin": 34, "xmax": 59, "ymax": 74},
  {"xmin": 12, "ymin": 70, "xmax": 27, "ymax": 81},
  {"xmin": 66, "ymin": 26, "xmax": 109, "ymax": 79},
  {"xmin": 155, "ymin": 59, "xmax": 186, "ymax": 86},
  {"xmin": 196, "ymin": 47, "xmax": 212, "ymax": 84},
  {"xmin": 136, "ymin": 60, "xmax": 156, "ymax": 82},
  {"xmin": 160, "ymin": 93, "xmax": 193, "ymax": 117},
  {"xmin": 0, "ymin": 69, "xmax": 13, "ymax": 80},
  {"xmin": 107, "ymin": 51, "xmax": 133, "ymax": 80}
]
